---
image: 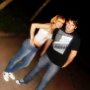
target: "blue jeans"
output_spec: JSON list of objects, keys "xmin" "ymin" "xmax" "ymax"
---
[
  {"xmin": 21, "ymin": 54, "xmax": 60, "ymax": 90},
  {"xmin": 5, "ymin": 39, "xmax": 38, "ymax": 73}
]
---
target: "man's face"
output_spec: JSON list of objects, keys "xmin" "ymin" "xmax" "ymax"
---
[{"xmin": 65, "ymin": 20, "xmax": 77, "ymax": 32}]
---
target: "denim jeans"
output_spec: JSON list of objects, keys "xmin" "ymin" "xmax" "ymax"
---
[
  {"xmin": 5, "ymin": 39, "xmax": 38, "ymax": 73},
  {"xmin": 22, "ymin": 54, "xmax": 60, "ymax": 90}
]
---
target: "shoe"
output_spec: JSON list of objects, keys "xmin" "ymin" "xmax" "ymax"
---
[
  {"xmin": 16, "ymin": 80, "xmax": 21, "ymax": 85},
  {"xmin": 3, "ymin": 72, "xmax": 9, "ymax": 81},
  {"xmin": 16, "ymin": 79, "xmax": 24, "ymax": 85},
  {"xmin": 9, "ymin": 73, "xmax": 15, "ymax": 80}
]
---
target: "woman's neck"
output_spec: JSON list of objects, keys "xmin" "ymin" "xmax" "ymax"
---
[{"xmin": 50, "ymin": 24, "xmax": 56, "ymax": 33}]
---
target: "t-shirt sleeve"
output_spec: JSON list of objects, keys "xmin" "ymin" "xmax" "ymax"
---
[{"xmin": 71, "ymin": 36, "xmax": 80, "ymax": 51}]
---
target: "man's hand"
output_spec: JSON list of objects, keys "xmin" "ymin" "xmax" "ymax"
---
[{"xmin": 61, "ymin": 50, "xmax": 77, "ymax": 68}]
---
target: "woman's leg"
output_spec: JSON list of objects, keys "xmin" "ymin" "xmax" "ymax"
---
[
  {"xmin": 5, "ymin": 39, "xmax": 31, "ymax": 72},
  {"xmin": 3, "ymin": 39, "xmax": 32, "ymax": 81},
  {"xmin": 10, "ymin": 46, "xmax": 38, "ymax": 72}
]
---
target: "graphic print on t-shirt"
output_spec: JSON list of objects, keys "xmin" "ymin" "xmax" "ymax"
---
[{"xmin": 53, "ymin": 30, "xmax": 73, "ymax": 54}]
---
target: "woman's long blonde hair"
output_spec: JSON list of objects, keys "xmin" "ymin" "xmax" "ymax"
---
[
  {"xmin": 49, "ymin": 15, "xmax": 65, "ymax": 32},
  {"xmin": 50, "ymin": 15, "xmax": 65, "ymax": 24}
]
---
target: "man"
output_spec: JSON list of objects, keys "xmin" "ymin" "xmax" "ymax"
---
[{"xmin": 16, "ymin": 16, "xmax": 80, "ymax": 90}]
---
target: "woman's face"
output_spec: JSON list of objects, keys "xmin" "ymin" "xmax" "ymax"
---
[{"xmin": 55, "ymin": 20, "xmax": 64, "ymax": 29}]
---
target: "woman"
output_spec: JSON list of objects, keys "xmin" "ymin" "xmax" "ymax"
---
[{"xmin": 3, "ymin": 15, "xmax": 65, "ymax": 81}]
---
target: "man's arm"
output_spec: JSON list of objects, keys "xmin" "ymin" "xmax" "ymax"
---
[
  {"xmin": 40, "ymin": 39, "xmax": 53, "ymax": 56},
  {"xmin": 62, "ymin": 50, "xmax": 78, "ymax": 68}
]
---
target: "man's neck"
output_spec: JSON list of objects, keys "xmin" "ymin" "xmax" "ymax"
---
[{"xmin": 65, "ymin": 29, "xmax": 74, "ymax": 34}]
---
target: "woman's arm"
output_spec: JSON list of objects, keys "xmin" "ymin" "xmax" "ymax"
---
[
  {"xmin": 40, "ymin": 39, "xmax": 53, "ymax": 56},
  {"xmin": 30, "ymin": 23, "xmax": 50, "ymax": 46}
]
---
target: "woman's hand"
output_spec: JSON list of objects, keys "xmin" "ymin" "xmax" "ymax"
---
[{"xmin": 30, "ymin": 38, "xmax": 35, "ymax": 47}]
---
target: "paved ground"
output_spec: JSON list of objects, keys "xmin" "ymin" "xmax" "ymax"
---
[{"xmin": 0, "ymin": 35, "xmax": 90, "ymax": 90}]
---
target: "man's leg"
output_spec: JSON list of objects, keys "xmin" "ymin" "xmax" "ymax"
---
[
  {"xmin": 36, "ymin": 61, "xmax": 60, "ymax": 90},
  {"xmin": 16, "ymin": 54, "xmax": 50, "ymax": 84}
]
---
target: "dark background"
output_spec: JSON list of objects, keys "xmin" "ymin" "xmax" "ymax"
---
[{"xmin": 0, "ymin": 0, "xmax": 90, "ymax": 72}]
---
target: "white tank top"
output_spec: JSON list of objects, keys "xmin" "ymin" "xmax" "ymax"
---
[{"xmin": 34, "ymin": 28, "xmax": 52, "ymax": 45}]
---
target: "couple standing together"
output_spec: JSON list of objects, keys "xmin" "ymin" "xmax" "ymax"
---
[{"xmin": 3, "ymin": 15, "xmax": 80, "ymax": 90}]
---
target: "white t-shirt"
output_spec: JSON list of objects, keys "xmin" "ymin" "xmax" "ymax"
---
[{"xmin": 34, "ymin": 28, "xmax": 52, "ymax": 45}]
